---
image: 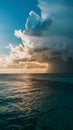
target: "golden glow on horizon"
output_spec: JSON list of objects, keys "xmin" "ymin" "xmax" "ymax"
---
[
  {"xmin": 0, "ymin": 62, "xmax": 49, "ymax": 74},
  {"xmin": 0, "ymin": 68, "xmax": 49, "ymax": 74}
]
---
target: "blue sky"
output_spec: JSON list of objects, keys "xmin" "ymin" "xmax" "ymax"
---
[{"xmin": 0, "ymin": 0, "xmax": 40, "ymax": 53}]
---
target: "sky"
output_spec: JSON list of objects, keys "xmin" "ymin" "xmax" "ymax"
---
[{"xmin": 0, "ymin": 0, "xmax": 73, "ymax": 73}]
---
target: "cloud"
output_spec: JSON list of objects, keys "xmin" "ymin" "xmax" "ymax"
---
[
  {"xmin": 24, "ymin": 11, "xmax": 52, "ymax": 36},
  {"xmin": 0, "ymin": 31, "xmax": 73, "ymax": 73},
  {"xmin": 24, "ymin": 62, "xmax": 48, "ymax": 69},
  {"xmin": 38, "ymin": 0, "xmax": 73, "ymax": 38},
  {"xmin": 0, "ymin": 0, "xmax": 73, "ymax": 73}
]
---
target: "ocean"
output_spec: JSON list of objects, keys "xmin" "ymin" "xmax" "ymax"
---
[{"xmin": 0, "ymin": 74, "xmax": 73, "ymax": 130}]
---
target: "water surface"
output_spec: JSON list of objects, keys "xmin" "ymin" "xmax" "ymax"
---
[{"xmin": 0, "ymin": 74, "xmax": 73, "ymax": 130}]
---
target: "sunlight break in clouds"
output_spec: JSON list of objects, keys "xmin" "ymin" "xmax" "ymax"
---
[
  {"xmin": 0, "ymin": 6, "xmax": 52, "ymax": 73},
  {"xmin": 0, "ymin": 28, "xmax": 49, "ymax": 72}
]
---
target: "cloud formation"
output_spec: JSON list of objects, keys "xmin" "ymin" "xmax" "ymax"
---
[
  {"xmin": 0, "ymin": 0, "xmax": 73, "ymax": 73},
  {"xmin": 38, "ymin": 0, "xmax": 73, "ymax": 38},
  {"xmin": 24, "ymin": 11, "xmax": 52, "ymax": 36},
  {"xmin": 0, "ymin": 31, "xmax": 73, "ymax": 73}
]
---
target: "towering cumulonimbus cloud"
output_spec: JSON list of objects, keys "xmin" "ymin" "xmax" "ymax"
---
[{"xmin": 0, "ymin": 0, "xmax": 73, "ymax": 73}]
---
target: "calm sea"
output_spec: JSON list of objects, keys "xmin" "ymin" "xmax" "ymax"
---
[{"xmin": 0, "ymin": 74, "xmax": 73, "ymax": 130}]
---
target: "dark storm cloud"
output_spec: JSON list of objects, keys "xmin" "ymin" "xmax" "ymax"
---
[
  {"xmin": 13, "ymin": 0, "xmax": 73, "ymax": 73},
  {"xmin": 50, "ymin": 57, "xmax": 73, "ymax": 73},
  {"xmin": 58, "ymin": 0, "xmax": 73, "ymax": 7},
  {"xmin": 50, "ymin": 51, "xmax": 62, "ymax": 56},
  {"xmin": 38, "ymin": 0, "xmax": 73, "ymax": 7},
  {"xmin": 38, "ymin": 0, "xmax": 73, "ymax": 38}
]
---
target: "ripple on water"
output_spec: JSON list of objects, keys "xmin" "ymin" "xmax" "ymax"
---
[{"xmin": 0, "ymin": 74, "xmax": 73, "ymax": 130}]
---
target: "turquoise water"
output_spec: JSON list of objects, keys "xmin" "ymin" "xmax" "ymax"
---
[{"xmin": 0, "ymin": 74, "xmax": 73, "ymax": 130}]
